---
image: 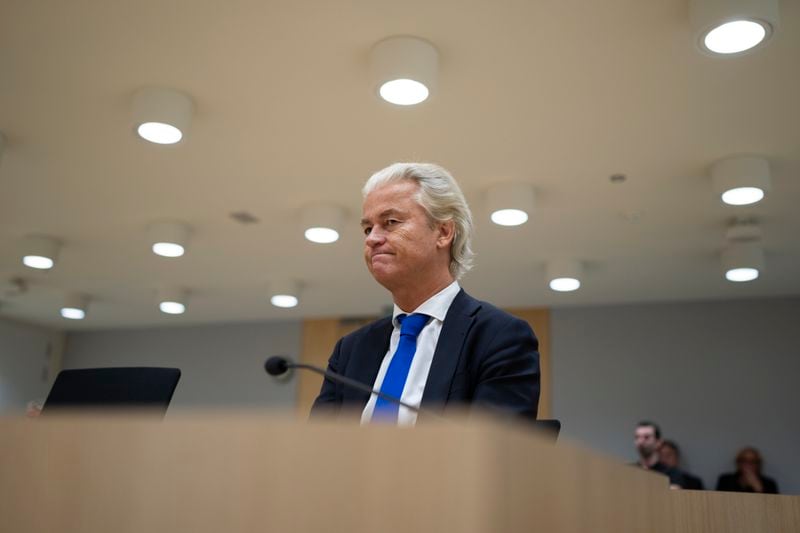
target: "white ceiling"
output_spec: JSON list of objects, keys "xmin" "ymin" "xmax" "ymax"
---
[{"xmin": 1, "ymin": 0, "xmax": 798, "ymax": 330}]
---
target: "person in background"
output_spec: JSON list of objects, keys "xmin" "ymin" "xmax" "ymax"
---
[
  {"xmin": 716, "ymin": 447, "xmax": 779, "ymax": 494},
  {"xmin": 632, "ymin": 421, "xmax": 686, "ymax": 489},
  {"xmin": 659, "ymin": 440, "xmax": 704, "ymax": 490},
  {"xmin": 26, "ymin": 399, "xmax": 43, "ymax": 418}
]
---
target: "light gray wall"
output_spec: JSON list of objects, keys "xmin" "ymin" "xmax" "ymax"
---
[
  {"xmin": 63, "ymin": 320, "xmax": 302, "ymax": 413},
  {"xmin": 0, "ymin": 317, "xmax": 62, "ymax": 414},
  {"xmin": 551, "ymin": 296, "xmax": 800, "ymax": 495}
]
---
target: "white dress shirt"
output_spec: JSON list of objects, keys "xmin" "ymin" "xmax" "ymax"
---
[{"xmin": 361, "ymin": 281, "xmax": 461, "ymax": 426}]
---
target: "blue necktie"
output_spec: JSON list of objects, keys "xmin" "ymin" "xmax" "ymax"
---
[{"xmin": 372, "ymin": 313, "xmax": 430, "ymax": 423}]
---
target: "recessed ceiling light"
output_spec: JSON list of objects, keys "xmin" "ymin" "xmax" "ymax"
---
[
  {"xmin": 704, "ymin": 20, "xmax": 767, "ymax": 54},
  {"xmin": 21, "ymin": 236, "xmax": 60, "ymax": 270},
  {"xmin": 720, "ymin": 187, "xmax": 765, "ymax": 206},
  {"xmin": 379, "ymin": 79, "xmax": 430, "ymax": 106},
  {"xmin": 305, "ymin": 228, "xmax": 340, "ymax": 244},
  {"xmin": 302, "ymin": 206, "xmax": 345, "ymax": 244},
  {"xmin": 152, "ymin": 242, "xmax": 185, "ymax": 258},
  {"xmin": 725, "ymin": 267, "xmax": 759, "ymax": 282},
  {"xmin": 159, "ymin": 301, "xmax": 186, "ymax": 314},
  {"xmin": 137, "ymin": 122, "xmax": 183, "ymax": 144},
  {"xmin": 486, "ymin": 183, "xmax": 535, "ymax": 227},
  {"xmin": 547, "ymin": 260, "xmax": 583, "ymax": 292},
  {"xmin": 23, "ymin": 255, "xmax": 54, "ymax": 270},
  {"xmin": 721, "ymin": 242, "xmax": 764, "ymax": 283},
  {"xmin": 270, "ymin": 280, "xmax": 300, "ymax": 308},
  {"xmin": 490, "ymin": 209, "xmax": 529, "ymax": 227},
  {"xmin": 369, "ymin": 36, "xmax": 438, "ymax": 106},
  {"xmin": 270, "ymin": 295, "xmax": 299, "ymax": 308},
  {"xmin": 158, "ymin": 287, "xmax": 188, "ymax": 315},
  {"xmin": 148, "ymin": 221, "xmax": 190, "ymax": 258},
  {"xmin": 60, "ymin": 293, "xmax": 89, "ymax": 320},
  {"xmin": 132, "ymin": 87, "xmax": 194, "ymax": 145},
  {"xmin": 549, "ymin": 277, "xmax": 581, "ymax": 292},
  {"xmin": 60, "ymin": 307, "xmax": 86, "ymax": 320},
  {"xmin": 690, "ymin": 0, "xmax": 778, "ymax": 56},
  {"xmin": 711, "ymin": 156, "xmax": 770, "ymax": 206}
]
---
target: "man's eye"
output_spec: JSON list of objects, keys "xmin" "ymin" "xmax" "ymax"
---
[
  {"xmin": 386, "ymin": 219, "xmax": 399, "ymax": 226},
  {"xmin": 363, "ymin": 226, "xmax": 372, "ymax": 235}
]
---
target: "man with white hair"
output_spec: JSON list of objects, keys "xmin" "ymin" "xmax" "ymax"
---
[{"xmin": 311, "ymin": 163, "xmax": 540, "ymax": 425}]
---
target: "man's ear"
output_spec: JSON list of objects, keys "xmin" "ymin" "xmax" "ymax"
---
[{"xmin": 436, "ymin": 220, "xmax": 456, "ymax": 249}]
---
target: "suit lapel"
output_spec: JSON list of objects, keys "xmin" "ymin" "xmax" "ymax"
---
[
  {"xmin": 420, "ymin": 289, "xmax": 480, "ymax": 409},
  {"xmin": 344, "ymin": 317, "xmax": 393, "ymax": 408}
]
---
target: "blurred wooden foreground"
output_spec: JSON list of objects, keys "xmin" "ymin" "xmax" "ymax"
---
[{"xmin": 1, "ymin": 413, "xmax": 797, "ymax": 533}]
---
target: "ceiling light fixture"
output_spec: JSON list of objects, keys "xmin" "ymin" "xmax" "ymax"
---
[
  {"xmin": 60, "ymin": 293, "xmax": 89, "ymax": 320},
  {"xmin": 303, "ymin": 205, "xmax": 345, "ymax": 244},
  {"xmin": 270, "ymin": 280, "xmax": 300, "ymax": 308},
  {"xmin": 132, "ymin": 87, "xmax": 194, "ymax": 145},
  {"xmin": 722, "ymin": 242, "xmax": 764, "ymax": 282},
  {"xmin": 547, "ymin": 260, "xmax": 583, "ymax": 292},
  {"xmin": 721, "ymin": 219, "xmax": 764, "ymax": 282},
  {"xmin": 369, "ymin": 36, "xmax": 438, "ymax": 106},
  {"xmin": 148, "ymin": 221, "xmax": 191, "ymax": 258},
  {"xmin": 158, "ymin": 287, "xmax": 188, "ymax": 315},
  {"xmin": 487, "ymin": 183, "xmax": 535, "ymax": 227},
  {"xmin": 711, "ymin": 156, "xmax": 771, "ymax": 206},
  {"xmin": 21, "ymin": 236, "xmax": 61, "ymax": 270},
  {"xmin": 690, "ymin": 0, "xmax": 778, "ymax": 55}
]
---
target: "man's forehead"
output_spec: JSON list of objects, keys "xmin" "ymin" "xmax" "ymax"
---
[{"xmin": 635, "ymin": 426, "xmax": 656, "ymax": 436}]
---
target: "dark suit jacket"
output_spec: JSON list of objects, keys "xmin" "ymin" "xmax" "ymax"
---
[{"xmin": 310, "ymin": 289, "xmax": 540, "ymax": 421}]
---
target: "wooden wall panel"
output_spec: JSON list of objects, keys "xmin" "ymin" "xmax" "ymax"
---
[{"xmin": 505, "ymin": 308, "xmax": 551, "ymax": 419}]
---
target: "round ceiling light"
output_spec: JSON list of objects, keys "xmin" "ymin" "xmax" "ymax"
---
[
  {"xmin": 711, "ymin": 156, "xmax": 770, "ymax": 206},
  {"xmin": 721, "ymin": 242, "xmax": 764, "ymax": 283},
  {"xmin": 21, "ymin": 236, "xmax": 60, "ymax": 270},
  {"xmin": 152, "ymin": 242, "xmax": 185, "ymax": 258},
  {"xmin": 270, "ymin": 295, "xmax": 299, "ymax": 308},
  {"xmin": 148, "ymin": 221, "xmax": 190, "ymax": 258},
  {"xmin": 270, "ymin": 280, "xmax": 300, "ymax": 308},
  {"xmin": 60, "ymin": 293, "xmax": 89, "ymax": 320},
  {"xmin": 304, "ymin": 228, "xmax": 339, "ymax": 244},
  {"xmin": 379, "ymin": 79, "xmax": 430, "ymax": 106},
  {"xmin": 490, "ymin": 209, "xmax": 529, "ymax": 227},
  {"xmin": 486, "ymin": 183, "xmax": 535, "ymax": 227},
  {"xmin": 704, "ymin": 20, "xmax": 768, "ymax": 54},
  {"xmin": 689, "ymin": 0, "xmax": 778, "ymax": 56},
  {"xmin": 137, "ymin": 122, "xmax": 183, "ymax": 144},
  {"xmin": 369, "ymin": 36, "xmax": 438, "ymax": 106},
  {"xmin": 725, "ymin": 267, "xmax": 759, "ymax": 282},
  {"xmin": 302, "ymin": 205, "xmax": 345, "ymax": 244},
  {"xmin": 158, "ymin": 287, "xmax": 188, "ymax": 315},
  {"xmin": 547, "ymin": 260, "xmax": 583, "ymax": 293},
  {"xmin": 132, "ymin": 87, "xmax": 194, "ymax": 145},
  {"xmin": 720, "ymin": 186, "xmax": 765, "ymax": 206}
]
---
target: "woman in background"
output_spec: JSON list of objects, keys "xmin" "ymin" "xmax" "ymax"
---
[{"xmin": 716, "ymin": 447, "xmax": 779, "ymax": 494}]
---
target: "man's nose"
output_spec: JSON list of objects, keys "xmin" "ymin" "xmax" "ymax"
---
[{"xmin": 365, "ymin": 227, "xmax": 385, "ymax": 247}]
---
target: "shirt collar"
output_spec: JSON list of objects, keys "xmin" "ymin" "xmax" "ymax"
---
[{"xmin": 392, "ymin": 281, "xmax": 460, "ymax": 326}]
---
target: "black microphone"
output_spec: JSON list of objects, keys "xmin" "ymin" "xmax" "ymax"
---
[{"xmin": 264, "ymin": 355, "xmax": 431, "ymax": 416}]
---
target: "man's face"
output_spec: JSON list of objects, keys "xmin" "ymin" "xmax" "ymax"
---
[
  {"xmin": 634, "ymin": 426, "xmax": 660, "ymax": 457},
  {"xmin": 736, "ymin": 450, "xmax": 761, "ymax": 474},
  {"xmin": 361, "ymin": 180, "xmax": 451, "ymax": 293},
  {"xmin": 659, "ymin": 445, "xmax": 679, "ymax": 468}
]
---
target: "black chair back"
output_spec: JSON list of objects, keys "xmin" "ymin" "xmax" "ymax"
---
[{"xmin": 43, "ymin": 367, "xmax": 181, "ymax": 417}]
